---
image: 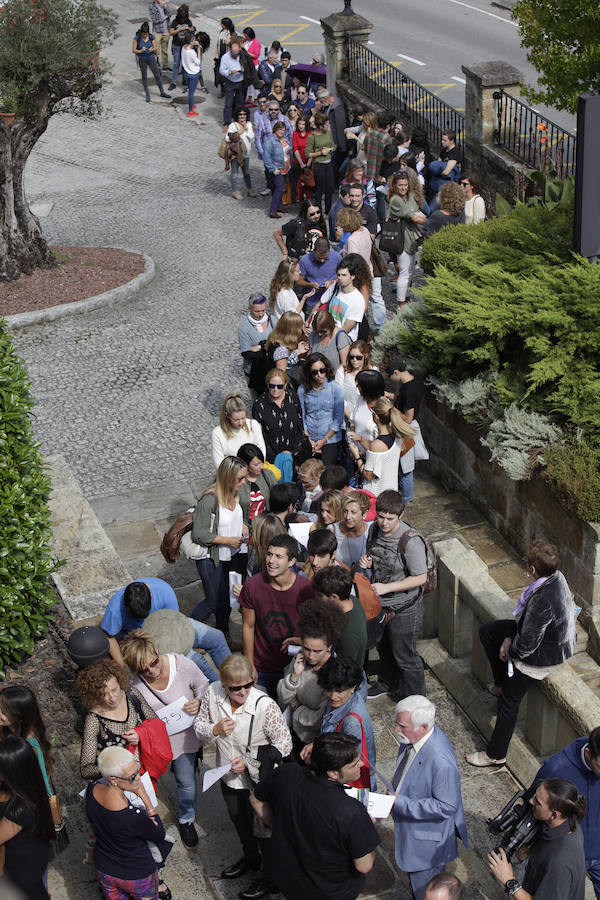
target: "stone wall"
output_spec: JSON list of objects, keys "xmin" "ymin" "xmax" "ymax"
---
[{"xmin": 420, "ymin": 389, "xmax": 600, "ymax": 612}]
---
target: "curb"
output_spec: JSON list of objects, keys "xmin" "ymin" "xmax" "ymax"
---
[{"xmin": 4, "ymin": 249, "xmax": 155, "ymax": 330}]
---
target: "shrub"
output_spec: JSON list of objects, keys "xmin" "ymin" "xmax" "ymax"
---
[
  {"xmin": 0, "ymin": 320, "xmax": 57, "ymax": 675},
  {"xmin": 481, "ymin": 404, "xmax": 562, "ymax": 481},
  {"xmin": 543, "ymin": 437, "xmax": 600, "ymax": 522}
]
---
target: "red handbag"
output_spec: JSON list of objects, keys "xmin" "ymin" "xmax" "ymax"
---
[
  {"xmin": 336, "ymin": 712, "xmax": 371, "ymax": 789},
  {"xmin": 132, "ymin": 718, "xmax": 173, "ymax": 784}
]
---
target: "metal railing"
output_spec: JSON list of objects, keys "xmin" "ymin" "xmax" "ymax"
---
[
  {"xmin": 344, "ymin": 36, "xmax": 464, "ymax": 157},
  {"xmin": 493, "ymin": 90, "xmax": 577, "ymax": 179}
]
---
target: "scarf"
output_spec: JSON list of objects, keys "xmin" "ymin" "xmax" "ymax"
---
[
  {"xmin": 248, "ymin": 312, "xmax": 269, "ymax": 331},
  {"xmin": 513, "ymin": 576, "xmax": 548, "ymax": 618}
]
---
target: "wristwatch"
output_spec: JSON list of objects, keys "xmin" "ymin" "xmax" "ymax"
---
[{"xmin": 504, "ymin": 880, "xmax": 522, "ymax": 895}]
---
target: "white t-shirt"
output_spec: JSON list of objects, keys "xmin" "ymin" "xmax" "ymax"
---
[
  {"xmin": 272, "ymin": 288, "xmax": 301, "ymax": 324},
  {"xmin": 217, "ymin": 503, "xmax": 243, "ymax": 561},
  {"xmin": 328, "ymin": 287, "xmax": 365, "ymax": 342},
  {"xmin": 182, "ymin": 46, "xmax": 201, "ymax": 75},
  {"xmin": 365, "ymin": 439, "xmax": 401, "ymax": 496},
  {"xmin": 351, "ymin": 397, "xmax": 377, "ymax": 444}
]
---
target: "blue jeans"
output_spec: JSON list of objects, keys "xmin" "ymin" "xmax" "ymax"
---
[
  {"xmin": 186, "ymin": 616, "xmax": 230, "ymax": 684},
  {"xmin": 231, "ymin": 158, "xmax": 252, "ymax": 192},
  {"xmin": 171, "ymin": 751, "xmax": 197, "ymax": 823},
  {"xmin": 186, "ymin": 72, "xmax": 199, "ymax": 111},
  {"xmin": 268, "ymin": 171, "xmax": 286, "ymax": 213},
  {"xmin": 257, "ymin": 670, "xmax": 282, "ymax": 699},
  {"xmin": 587, "ymin": 858, "xmax": 600, "ymax": 899},
  {"xmin": 223, "ymin": 77, "xmax": 245, "ymax": 125},
  {"xmin": 193, "ymin": 558, "xmax": 236, "ymax": 633},
  {"xmin": 171, "ymin": 44, "xmax": 187, "ymax": 87},
  {"xmin": 400, "ymin": 469, "xmax": 414, "ymax": 503},
  {"xmin": 370, "ymin": 276, "xmax": 386, "ymax": 332}
]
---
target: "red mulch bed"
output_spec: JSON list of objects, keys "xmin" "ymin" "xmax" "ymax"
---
[{"xmin": 0, "ymin": 246, "xmax": 145, "ymax": 317}]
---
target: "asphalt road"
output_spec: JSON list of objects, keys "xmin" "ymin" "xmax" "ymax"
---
[{"xmin": 201, "ymin": 0, "xmax": 575, "ymax": 132}]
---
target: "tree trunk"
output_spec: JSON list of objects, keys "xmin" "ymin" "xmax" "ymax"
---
[{"xmin": 0, "ymin": 111, "xmax": 55, "ymax": 282}]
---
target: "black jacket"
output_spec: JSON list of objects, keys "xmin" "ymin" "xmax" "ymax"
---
[{"xmin": 509, "ymin": 571, "xmax": 577, "ymax": 668}]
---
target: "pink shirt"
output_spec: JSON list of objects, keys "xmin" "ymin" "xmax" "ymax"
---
[{"xmin": 345, "ymin": 226, "xmax": 373, "ymax": 275}]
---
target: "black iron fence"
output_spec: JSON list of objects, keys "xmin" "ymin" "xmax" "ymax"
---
[
  {"xmin": 344, "ymin": 36, "xmax": 464, "ymax": 157},
  {"xmin": 493, "ymin": 90, "xmax": 577, "ymax": 178}
]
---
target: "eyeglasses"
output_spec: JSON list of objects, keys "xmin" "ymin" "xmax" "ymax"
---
[
  {"xmin": 141, "ymin": 656, "xmax": 160, "ymax": 675},
  {"xmin": 227, "ymin": 681, "xmax": 253, "ymax": 693},
  {"xmin": 118, "ymin": 764, "xmax": 141, "ymax": 784},
  {"xmin": 349, "ymin": 354, "xmax": 364, "ymax": 360},
  {"xmin": 311, "ymin": 367, "xmax": 326, "ymax": 375},
  {"xmin": 268, "ymin": 383, "xmax": 284, "ymax": 390}
]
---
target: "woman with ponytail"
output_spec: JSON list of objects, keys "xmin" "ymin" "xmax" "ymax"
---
[{"xmin": 350, "ymin": 397, "xmax": 416, "ymax": 499}]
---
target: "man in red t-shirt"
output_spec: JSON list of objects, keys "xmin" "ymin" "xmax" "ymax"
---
[{"xmin": 241, "ymin": 533, "xmax": 314, "ymax": 697}]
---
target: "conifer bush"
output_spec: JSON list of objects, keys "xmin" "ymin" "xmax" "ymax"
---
[
  {"xmin": 0, "ymin": 320, "xmax": 56, "ymax": 674},
  {"xmin": 375, "ymin": 201, "xmax": 600, "ymax": 519}
]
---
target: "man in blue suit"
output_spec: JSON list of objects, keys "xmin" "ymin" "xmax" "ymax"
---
[{"xmin": 391, "ymin": 696, "xmax": 468, "ymax": 900}]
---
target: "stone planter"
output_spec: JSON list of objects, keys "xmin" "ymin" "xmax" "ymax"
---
[{"xmin": 420, "ymin": 387, "xmax": 600, "ymax": 612}]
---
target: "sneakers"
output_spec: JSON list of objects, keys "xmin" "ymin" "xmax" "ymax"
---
[
  {"xmin": 145, "ymin": 95, "xmax": 151, "ymax": 103},
  {"xmin": 367, "ymin": 681, "xmax": 391, "ymax": 700},
  {"xmin": 187, "ymin": 110, "xmax": 199, "ymax": 117},
  {"xmin": 178, "ymin": 821, "xmax": 199, "ymax": 849},
  {"xmin": 160, "ymin": 92, "xmax": 172, "ymax": 99},
  {"xmin": 232, "ymin": 190, "xmax": 243, "ymax": 200},
  {"xmin": 260, "ymin": 188, "xmax": 271, "ymax": 196},
  {"xmin": 247, "ymin": 188, "xmax": 257, "ymax": 197}
]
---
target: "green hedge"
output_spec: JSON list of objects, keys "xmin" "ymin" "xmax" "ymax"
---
[
  {"xmin": 0, "ymin": 320, "xmax": 56, "ymax": 675},
  {"xmin": 403, "ymin": 202, "xmax": 600, "ymax": 440}
]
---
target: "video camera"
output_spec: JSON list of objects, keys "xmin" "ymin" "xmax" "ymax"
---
[{"xmin": 487, "ymin": 788, "xmax": 540, "ymax": 860}]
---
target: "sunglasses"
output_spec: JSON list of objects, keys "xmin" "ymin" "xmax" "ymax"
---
[
  {"xmin": 349, "ymin": 354, "xmax": 364, "ymax": 360},
  {"xmin": 268, "ymin": 383, "xmax": 284, "ymax": 389},
  {"xmin": 460, "ymin": 181, "xmax": 470, "ymax": 187},
  {"xmin": 268, "ymin": 107, "xmax": 279, "ymax": 112},
  {"xmin": 141, "ymin": 656, "xmax": 160, "ymax": 675},
  {"xmin": 311, "ymin": 367, "xmax": 326, "ymax": 375},
  {"xmin": 308, "ymin": 211, "xmax": 320, "ymax": 216},
  {"xmin": 117, "ymin": 764, "xmax": 141, "ymax": 784},
  {"xmin": 227, "ymin": 681, "xmax": 253, "ymax": 693}
]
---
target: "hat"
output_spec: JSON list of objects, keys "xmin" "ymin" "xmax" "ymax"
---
[{"xmin": 144, "ymin": 609, "xmax": 195, "ymax": 656}]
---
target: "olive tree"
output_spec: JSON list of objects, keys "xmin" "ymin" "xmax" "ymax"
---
[{"xmin": 0, "ymin": 0, "xmax": 116, "ymax": 281}]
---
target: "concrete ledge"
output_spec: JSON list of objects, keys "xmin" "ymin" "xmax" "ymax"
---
[
  {"xmin": 47, "ymin": 454, "xmax": 130, "ymax": 622},
  {"xmin": 4, "ymin": 250, "xmax": 154, "ymax": 330}
]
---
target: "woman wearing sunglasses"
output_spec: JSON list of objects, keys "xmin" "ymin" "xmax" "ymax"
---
[
  {"xmin": 298, "ymin": 352, "xmax": 345, "ymax": 466},
  {"xmin": 252, "ymin": 368, "xmax": 308, "ymax": 465},
  {"xmin": 85, "ymin": 745, "xmax": 167, "ymax": 900},
  {"xmin": 194, "ymin": 654, "xmax": 292, "ymax": 897},
  {"xmin": 121, "ymin": 630, "xmax": 209, "ymax": 851}
]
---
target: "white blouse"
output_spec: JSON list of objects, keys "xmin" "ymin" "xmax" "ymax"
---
[{"xmin": 211, "ymin": 419, "xmax": 266, "ymax": 468}]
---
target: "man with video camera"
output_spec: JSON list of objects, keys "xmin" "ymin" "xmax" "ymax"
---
[{"xmin": 488, "ymin": 777, "xmax": 586, "ymax": 898}]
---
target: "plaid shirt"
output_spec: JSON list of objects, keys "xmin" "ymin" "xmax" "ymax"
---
[
  {"xmin": 363, "ymin": 129, "xmax": 393, "ymax": 182},
  {"xmin": 148, "ymin": 0, "xmax": 170, "ymax": 34}
]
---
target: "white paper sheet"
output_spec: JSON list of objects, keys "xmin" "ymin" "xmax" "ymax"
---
[
  {"xmin": 229, "ymin": 571, "xmax": 242, "ymax": 609},
  {"xmin": 289, "ymin": 521, "xmax": 312, "ymax": 548},
  {"xmin": 156, "ymin": 695, "xmax": 196, "ymax": 735},
  {"xmin": 202, "ymin": 763, "xmax": 232, "ymax": 792},
  {"xmin": 287, "ymin": 644, "xmax": 301, "ymax": 656},
  {"xmin": 345, "ymin": 788, "xmax": 395, "ymax": 818},
  {"xmin": 140, "ymin": 770, "xmax": 158, "ymax": 807}
]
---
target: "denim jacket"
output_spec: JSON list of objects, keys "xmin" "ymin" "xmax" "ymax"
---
[
  {"xmin": 297, "ymin": 379, "xmax": 345, "ymax": 444},
  {"xmin": 263, "ymin": 133, "xmax": 285, "ymax": 173}
]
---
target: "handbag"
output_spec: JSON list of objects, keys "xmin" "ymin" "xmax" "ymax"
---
[
  {"xmin": 370, "ymin": 242, "xmax": 388, "ymax": 278},
  {"xmin": 218, "ymin": 136, "xmax": 227, "ymax": 159},
  {"xmin": 303, "ymin": 162, "xmax": 315, "ymax": 188},
  {"xmin": 48, "ymin": 791, "xmax": 70, "ymax": 860},
  {"xmin": 379, "ymin": 218, "xmax": 405, "ymax": 255},
  {"xmin": 282, "ymin": 178, "xmax": 293, "ymax": 206}
]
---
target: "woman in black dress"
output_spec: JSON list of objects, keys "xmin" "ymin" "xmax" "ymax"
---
[{"xmin": 0, "ymin": 736, "xmax": 54, "ymax": 900}]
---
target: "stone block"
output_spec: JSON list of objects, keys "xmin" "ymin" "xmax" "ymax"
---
[
  {"xmin": 90, "ymin": 480, "xmax": 195, "ymax": 527},
  {"xmin": 105, "ymin": 520, "xmax": 163, "ymax": 561},
  {"xmin": 471, "ymin": 619, "xmax": 491, "ymax": 686},
  {"xmin": 53, "ymin": 551, "xmax": 129, "ymax": 620},
  {"xmin": 460, "ymin": 523, "xmax": 515, "ymax": 566},
  {"xmin": 487, "ymin": 559, "xmax": 532, "ymax": 594},
  {"xmin": 525, "ymin": 683, "xmax": 559, "ymax": 756}
]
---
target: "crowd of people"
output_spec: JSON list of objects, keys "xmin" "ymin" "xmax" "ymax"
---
[{"xmin": 0, "ymin": 10, "xmax": 593, "ymax": 900}]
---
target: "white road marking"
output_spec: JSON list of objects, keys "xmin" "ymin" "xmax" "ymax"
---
[
  {"xmin": 452, "ymin": 76, "xmax": 466, "ymax": 84},
  {"xmin": 299, "ymin": 16, "xmax": 320, "ymax": 24},
  {"xmin": 444, "ymin": 0, "xmax": 518, "ymax": 26},
  {"xmin": 396, "ymin": 53, "xmax": 426, "ymax": 66}
]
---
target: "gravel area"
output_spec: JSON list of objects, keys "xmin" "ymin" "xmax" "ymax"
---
[{"xmin": 0, "ymin": 247, "xmax": 145, "ymax": 316}]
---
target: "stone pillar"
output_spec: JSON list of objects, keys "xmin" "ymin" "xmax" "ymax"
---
[
  {"xmin": 321, "ymin": 7, "xmax": 373, "ymax": 96},
  {"xmin": 461, "ymin": 61, "xmax": 522, "ymax": 149}
]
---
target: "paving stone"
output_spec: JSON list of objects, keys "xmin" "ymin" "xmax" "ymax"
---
[
  {"xmin": 408, "ymin": 492, "xmax": 486, "ymax": 538},
  {"xmin": 104, "ymin": 519, "xmax": 163, "ymax": 561},
  {"xmin": 487, "ymin": 559, "xmax": 533, "ymax": 593},
  {"xmin": 90, "ymin": 481, "xmax": 196, "ymax": 527},
  {"xmin": 459, "ymin": 522, "xmax": 517, "ymax": 566}
]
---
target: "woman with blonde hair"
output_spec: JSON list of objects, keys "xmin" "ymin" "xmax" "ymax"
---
[
  {"xmin": 211, "ymin": 393, "xmax": 266, "ymax": 467},
  {"xmin": 194, "ymin": 654, "xmax": 292, "ymax": 895},
  {"xmin": 121, "ymin": 630, "xmax": 209, "ymax": 849},
  {"xmin": 267, "ymin": 77, "xmax": 286, "ymax": 106},
  {"xmin": 265, "ymin": 311, "xmax": 310, "ymax": 387},
  {"xmin": 268, "ymin": 258, "xmax": 306, "ymax": 324},
  {"xmin": 334, "ymin": 490, "xmax": 371, "ymax": 572},
  {"xmin": 190, "ymin": 456, "xmax": 248, "ymax": 635},
  {"xmin": 350, "ymin": 397, "xmax": 416, "ymax": 499},
  {"xmin": 422, "ymin": 181, "xmax": 466, "ymax": 236},
  {"xmin": 311, "ymin": 488, "xmax": 344, "ymax": 532},
  {"xmin": 386, "ymin": 170, "xmax": 426, "ymax": 309},
  {"xmin": 336, "ymin": 206, "xmax": 373, "ymax": 273}
]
